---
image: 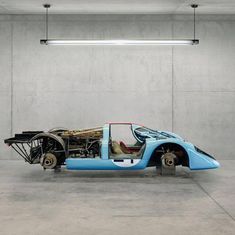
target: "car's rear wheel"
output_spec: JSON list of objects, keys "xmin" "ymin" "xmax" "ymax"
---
[
  {"xmin": 30, "ymin": 133, "xmax": 66, "ymax": 169},
  {"xmin": 40, "ymin": 152, "xmax": 57, "ymax": 169}
]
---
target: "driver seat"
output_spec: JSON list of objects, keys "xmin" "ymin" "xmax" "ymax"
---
[{"xmin": 119, "ymin": 141, "xmax": 132, "ymax": 154}]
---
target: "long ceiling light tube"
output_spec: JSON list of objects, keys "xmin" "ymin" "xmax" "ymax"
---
[
  {"xmin": 40, "ymin": 4, "xmax": 199, "ymax": 46},
  {"xmin": 40, "ymin": 39, "xmax": 199, "ymax": 45}
]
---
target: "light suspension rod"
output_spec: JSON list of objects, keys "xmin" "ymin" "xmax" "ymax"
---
[
  {"xmin": 43, "ymin": 4, "xmax": 50, "ymax": 40},
  {"xmin": 191, "ymin": 4, "xmax": 198, "ymax": 40},
  {"xmin": 40, "ymin": 4, "xmax": 199, "ymax": 46}
]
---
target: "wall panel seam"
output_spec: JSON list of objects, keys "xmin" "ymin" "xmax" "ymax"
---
[
  {"xmin": 10, "ymin": 17, "xmax": 13, "ymax": 136},
  {"xmin": 171, "ymin": 16, "xmax": 174, "ymax": 132}
]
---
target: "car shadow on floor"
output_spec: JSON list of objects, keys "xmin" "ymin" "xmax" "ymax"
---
[{"xmin": 20, "ymin": 166, "xmax": 198, "ymax": 184}]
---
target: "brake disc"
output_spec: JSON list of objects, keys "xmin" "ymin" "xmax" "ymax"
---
[
  {"xmin": 40, "ymin": 153, "xmax": 57, "ymax": 169},
  {"xmin": 161, "ymin": 152, "xmax": 177, "ymax": 167}
]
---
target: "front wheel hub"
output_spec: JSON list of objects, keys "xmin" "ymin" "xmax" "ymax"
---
[{"xmin": 161, "ymin": 152, "xmax": 177, "ymax": 167}]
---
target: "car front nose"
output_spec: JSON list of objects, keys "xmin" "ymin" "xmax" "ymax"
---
[{"xmin": 211, "ymin": 158, "xmax": 220, "ymax": 168}]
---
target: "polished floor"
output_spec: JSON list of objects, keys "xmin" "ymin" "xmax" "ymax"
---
[{"xmin": 0, "ymin": 160, "xmax": 234, "ymax": 235}]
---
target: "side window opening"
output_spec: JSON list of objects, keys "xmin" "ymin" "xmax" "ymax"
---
[{"xmin": 109, "ymin": 124, "xmax": 144, "ymax": 159}]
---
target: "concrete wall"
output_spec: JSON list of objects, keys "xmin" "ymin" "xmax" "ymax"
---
[{"xmin": 0, "ymin": 14, "xmax": 234, "ymax": 160}]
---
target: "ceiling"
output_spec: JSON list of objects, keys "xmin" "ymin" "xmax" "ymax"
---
[{"xmin": 0, "ymin": 0, "xmax": 235, "ymax": 14}]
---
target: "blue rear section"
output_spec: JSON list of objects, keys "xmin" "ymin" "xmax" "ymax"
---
[{"xmin": 66, "ymin": 124, "xmax": 220, "ymax": 171}]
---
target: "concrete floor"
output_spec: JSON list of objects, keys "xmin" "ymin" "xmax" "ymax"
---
[{"xmin": 0, "ymin": 160, "xmax": 234, "ymax": 235}]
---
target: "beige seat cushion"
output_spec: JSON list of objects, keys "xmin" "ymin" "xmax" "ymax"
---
[{"xmin": 111, "ymin": 141, "xmax": 124, "ymax": 154}]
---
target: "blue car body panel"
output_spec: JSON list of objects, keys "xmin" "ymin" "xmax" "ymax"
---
[
  {"xmin": 66, "ymin": 123, "xmax": 220, "ymax": 171},
  {"xmin": 187, "ymin": 149, "xmax": 220, "ymax": 170}
]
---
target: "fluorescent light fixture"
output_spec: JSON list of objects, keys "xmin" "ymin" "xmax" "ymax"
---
[
  {"xmin": 40, "ymin": 39, "xmax": 199, "ymax": 46},
  {"xmin": 40, "ymin": 4, "xmax": 199, "ymax": 46}
]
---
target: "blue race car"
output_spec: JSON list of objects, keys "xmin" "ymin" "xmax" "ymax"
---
[{"xmin": 4, "ymin": 122, "xmax": 220, "ymax": 172}]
